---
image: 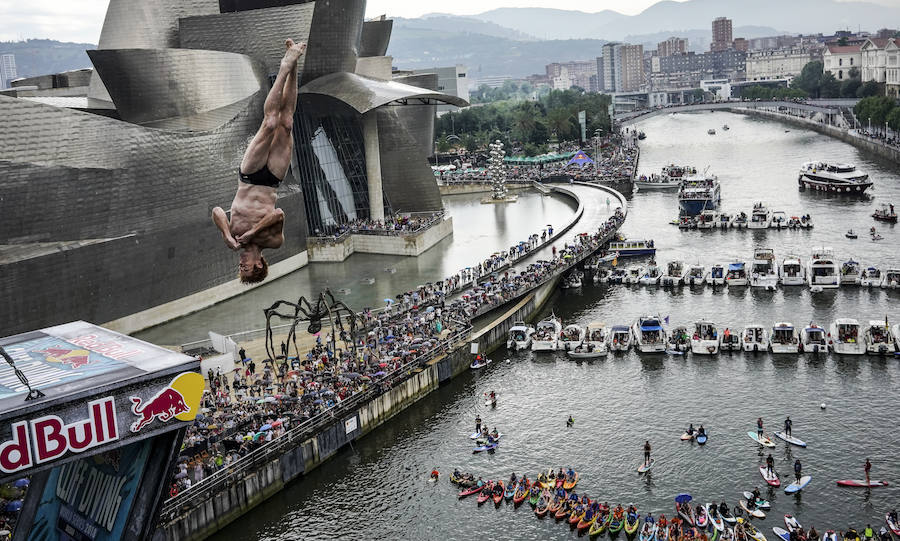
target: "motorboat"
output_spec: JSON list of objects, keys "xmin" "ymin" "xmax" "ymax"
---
[
  {"xmin": 663, "ymin": 164, "xmax": 697, "ymax": 182},
  {"xmin": 860, "ymin": 266, "xmax": 882, "ymax": 287},
  {"xmin": 697, "ymin": 210, "xmax": 720, "ymax": 229},
  {"xmin": 807, "ymin": 247, "xmax": 839, "ymax": 289},
  {"xmin": 788, "ymin": 215, "xmax": 813, "ymax": 229},
  {"xmin": 769, "ymin": 211, "xmax": 788, "ymax": 230},
  {"xmin": 749, "ymin": 248, "xmax": 778, "ymax": 290},
  {"xmin": 723, "ymin": 124, "xmax": 730, "ymax": 131},
  {"xmin": 840, "ymin": 260, "xmax": 862, "ymax": 285},
  {"xmin": 635, "ymin": 165, "xmax": 687, "ymax": 189},
  {"xmin": 709, "ymin": 264, "xmax": 726, "ymax": 286},
  {"xmin": 531, "ymin": 315, "xmax": 562, "ymax": 351},
  {"xmin": 662, "ymin": 260, "xmax": 687, "ymax": 287},
  {"xmin": 863, "ymin": 321, "xmax": 895, "ymax": 355},
  {"xmin": 679, "ymin": 216, "xmax": 697, "ymax": 230},
  {"xmin": 829, "ymin": 319, "xmax": 864, "ymax": 355},
  {"xmin": 608, "ymin": 239, "xmax": 657, "ymax": 257},
  {"xmin": 639, "ymin": 261, "xmax": 662, "ymax": 286},
  {"xmin": 742, "ymin": 325, "xmax": 769, "ymax": 353},
  {"xmin": 584, "ymin": 322, "xmax": 609, "ymax": 356},
  {"xmin": 667, "ymin": 325, "xmax": 690, "ymax": 353},
  {"xmin": 872, "ymin": 203, "xmax": 897, "ymax": 223},
  {"xmin": 725, "ymin": 262, "xmax": 748, "ymax": 287},
  {"xmin": 593, "ymin": 268, "xmax": 611, "ymax": 284},
  {"xmin": 690, "ymin": 320, "xmax": 720, "ymax": 355},
  {"xmin": 678, "ymin": 173, "xmax": 721, "ymax": 216},
  {"xmin": 730, "ymin": 212, "xmax": 749, "ymax": 229},
  {"xmin": 748, "ymin": 203, "xmax": 771, "ymax": 230},
  {"xmin": 894, "ymin": 324, "xmax": 900, "ymax": 354},
  {"xmin": 800, "ymin": 324, "xmax": 827, "ymax": 354},
  {"xmin": 560, "ymin": 323, "xmax": 586, "ymax": 351},
  {"xmin": 770, "ymin": 322, "xmax": 800, "ymax": 354},
  {"xmin": 686, "ymin": 264, "xmax": 706, "ymax": 287},
  {"xmin": 720, "ymin": 327, "xmax": 741, "ymax": 352},
  {"xmin": 507, "ymin": 322, "xmax": 535, "ymax": 351},
  {"xmin": 780, "ymin": 256, "xmax": 805, "ymax": 286},
  {"xmin": 624, "ymin": 265, "xmax": 646, "ymax": 286},
  {"xmin": 718, "ymin": 212, "xmax": 733, "ymax": 229},
  {"xmin": 881, "ymin": 268, "xmax": 900, "ymax": 289},
  {"xmin": 609, "ymin": 268, "xmax": 627, "ymax": 284},
  {"xmin": 708, "ymin": 128, "xmax": 717, "ymax": 135},
  {"xmin": 562, "ymin": 272, "xmax": 582, "ymax": 289},
  {"xmin": 608, "ymin": 325, "xmax": 632, "ymax": 352},
  {"xmin": 632, "ymin": 315, "xmax": 668, "ymax": 353},
  {"xmin": 798, "ymin": 161, "xmax": 873, "ymax": 194},
  {"xmin": 846, "ymin": 229, "xmax": 858, "ymax": 239}
]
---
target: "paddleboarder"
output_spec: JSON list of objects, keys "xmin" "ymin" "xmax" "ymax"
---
[
  {"xmin": 757, "ymin": 417, "xmax": 764, "ymax": 438},
  {"xmin": 864, "ymin": 458, "xmax": 872, "ymax": 485},
  {"xmin": 766, "ymin": 453, "xmax": 776, "ymax": 476},
  {"xmin": 643, "ymin": 440, "xmax": 652, "ymax": 467},
  {"xmin": 794, "ymin": 458, "xmax": 802, "ymax": 483},
  {"xmin": 784, "ymin": 416, "xmax": 793, "ymax": 437},
  {"xmin": 475, "ymin": 415, "xmax": 482, "ymax": 433},
  {"xmin": 567, "ymin": 415, "xmax": 575, "ymax": 428}
]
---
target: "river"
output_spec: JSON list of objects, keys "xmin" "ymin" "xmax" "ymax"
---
[{"xmin": 212, "ymin": 111, "xmax": 900, "ymax": 541}]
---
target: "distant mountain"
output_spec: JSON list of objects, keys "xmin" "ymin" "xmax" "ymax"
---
[
  {"xmin": 466, "ymin": 0, "xmax": 900, "ymax": 41},
  {"xmin": 0, "ymin": 39, "xmax": 94, "ymax": 80},
  {"xmin": 395, "ymin": 15, "xmax": 539, "ymax": 41}
]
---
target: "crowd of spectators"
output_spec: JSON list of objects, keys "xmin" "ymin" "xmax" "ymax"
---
[
  {"xmin": 855, "ymin": 129, "xmax": 900, "ymax": 150},
  {"xmin": 309, "ymin": 211, "xmax": 445, "ymax": 242}
]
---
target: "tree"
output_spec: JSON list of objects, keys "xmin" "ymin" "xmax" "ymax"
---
[
  {"xmin": 856, "ymin": 80, "xmax": 880, "ymax": 97},
  {"xmin": 848, "ymin": 67, "xmax": 860, "ymax": 80},
  {"xmin": 840, "ymin": 78, "xmax": 862, "ymax": 98},
  {"xmin": 791, "ymin": 61, "xmax": 824, "ymax": 98},
  {"xmin": 462, "ymin": 134, "xmax": 478, "ymax": 152},
  {"xmin": 854, "ymin": 96, "xmax": 895, "ymax": 127},
  {"xmin": 887, "ymin": 106, "xmax": 900, "ymax": 131},
  {"xmin": 530, "ymin": 121, "xmax": 549, "ymax": 145},
  {"xmin": 436, "ymin": 139, "xmax": 451, "ymax": 153},
  {"xmin": 819, "ymin": 72, "xmax": 841, "ymax": 98},
  {"xmin": 546, "ymin": 108, "xmax": 574, "ymax": 140},
  {"xmin": 838, "ymin": 36, "xmax": 849, "ymax": 46}
]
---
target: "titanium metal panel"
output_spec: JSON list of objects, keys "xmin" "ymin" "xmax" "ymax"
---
[
  {"xmin": 87, "ymin": 0, "xmax": 219, "ymax": 102},
  {"xmin": 179, "ymin": 4, "xmax": 315, "ymax": 74},
  {"xmin": 376, "ymin": 107, "xmax": 443, "ymax": 213},
  {"xmin": 299, "ymin": 72, "xmax": 469, "ymax": 114},
  {"xmin": 302, "ymin": 0, "xmax": 366, "ymax": 83},
  {"xmin": 360, "ymin": 20, "xmax": 393, "ymax": 57},
  {"xmin": 88, "ymin": 49, "xmax": 267, "ymax": 125},
  {"xmin": 219, "ymin": 0, "xmax": 312, "ymax": 12},
  {"xmin": 392, "ymin": 73, "xmax": 438, "ymax": 157}
]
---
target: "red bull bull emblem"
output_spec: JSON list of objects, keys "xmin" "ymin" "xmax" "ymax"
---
[{"xmin": 128, "ymin": 372, "xmax": 204, "ymax": 433}]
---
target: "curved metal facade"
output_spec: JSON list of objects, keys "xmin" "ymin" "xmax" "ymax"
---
[
  {"xmin": 299, "ymin": 72, "xmax": 469, "ymax": 114},
  {"xmin": 360, "ymin": 20, "xmax": 393, "ymax": 57},
  {"xmin": 302, "ymin": 0, "xmax": 366, "ymax": 83}
]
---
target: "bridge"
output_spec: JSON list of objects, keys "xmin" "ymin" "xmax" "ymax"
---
[{"xmin": 616, "ymin": 98, "xmax": 860, "ymax": 127}]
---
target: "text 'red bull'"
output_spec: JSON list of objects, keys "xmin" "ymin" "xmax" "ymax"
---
[{"xmin": 129, "ymin": 387, "xmax": 190, "ymax": 433}]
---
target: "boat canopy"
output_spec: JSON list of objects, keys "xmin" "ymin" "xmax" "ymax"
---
[
  {"xmin": 641, "ymin": 325, "xmax": 663, "ymax": 331},
  {"xmin": 728, "ymin": 263, "xmax": 745, "ymax": 270},
  {"xmin": 611, "ymin": 325, "xmax": 630, "ymax": 332},
  {"xmin": 774, "ymin": 325, "xmax": 795, "ymax": 330}
]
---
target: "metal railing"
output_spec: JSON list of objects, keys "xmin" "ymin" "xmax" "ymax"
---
[{"xmin": 159, "ymin": 325, "xmax": 472, "ymax": 522}]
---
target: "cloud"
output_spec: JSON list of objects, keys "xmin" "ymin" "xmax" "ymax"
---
[{"xmin": 0, "ymin": 0, "xmax": 106, "ymax": 43}]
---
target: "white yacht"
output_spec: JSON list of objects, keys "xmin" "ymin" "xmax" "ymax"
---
[
  {"xmin": 741, "ymin": 325, "xmax": 768, "ymax": 352},
  {"xmin": 667, "ymin": 325, "xmax": 690, "ymax": 353},
  {"xmin": 531, "ymin": 315, "xmax": 562, "ymax": 351},
  {"xmin": 709, "ymin": 264, "xmax": 726, "ymax": 286},
  {"xmin": 725, "ymin": 261, "xmax": 748, "ymax": 286},
  {"xmin": 720, "ymin": 327, "xmax": 741, "ymax": 352},
  {"xmin": 507, "ymin": 322, "xmax": 535, "ymax": 351},
  {"xmin": 584, "ymin": 322, "xmax": 609, "ymax": 356},
  {"xmin": 780, "ymin": 256, "xmax": 805, "ymax": 286},
  {"xmin": 639, "ymin": 261, "xmax": 662, "ymax": 286},
  {"xmin": 770, "ymin": 322, "xmax": 800, "ymax": 353},
  {"xmin": 662, "ymin": 260, "xmax": 687, "ymax": 287},
  {"xmin": 863, "ymin": 321, "xmax": 895, "ymax": 355},
  {"xmin": 632, "ymin": 315, "xmax": 668, "ymax": 353},
  {"xmin": 881, "ymin": 268, "xmax": 900, "ymax": 289},
  {"xmin": 608, "ymin": 325, "xmax": 632, "ymax": 352},
  {"xmin": 808, "ymin": 247, "xmax": 839, "ymax": 289},
  {"xmin": 690, "ymin": 320, "xmax": 720, "ymax": 355},
  {"xmin": 624, "ymin": 265, "xmax": 645, "ymax": 286},
  {"xmin": 749, "ymin": 248, "xmax": 778, "ymax": 290},
  {"xmin": 686, "ymin": 264, "xmax": 706, "ymax": 287},
  {"xmin": 829, "ymin": 319, "xmax": 865, "ymax": 355},
  {"xmin": 769, "ymin": 210, "xmax": 788, "ymax": 230},
  {"xmin": 560, "ymin": 323, "xmax": 586, "ymax": 351},
  {"xmin": 839, "ymin": 259, "xmax": 862, "ymax": 285},
  {"xmin": 860, "ymin": 266, "xmax": 882, "ymax": 288},
  {"xmin": 749, "ymin": 203, "xmax": 771, "ymax": 230},
  {"xmin": 800, "ymin": 324, "xmax": 827, "ymax": 354},
  {"xmin": 798, "ymin": 161, "xmax": 873, "ymax": 194},
  {"xmin": 697, "ymin": 210, "xmax": 720, "ymax": 229}
]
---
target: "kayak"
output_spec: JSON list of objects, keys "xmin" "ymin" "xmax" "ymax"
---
[
  {"xmin": 450, "ymin": 473, "xmax": 475, "ymax": 487},
  {"xmin": 697, "ymin": 433, "xmax": 708, "ymax": 445},
  {"xmin": 710, "ymin": 526, "xmax": 720, "ymax": 541},
  {"xmin": 740, "ymin": 518, "xmax": 768, "ymax": 541},
  {"xmin": 564, "ymin": 471, "xmax": 579, "ymax": 490},
  {"xmin": 590, "ymin": 511, "xmax": 612, "ymax": 537},
  {"xmin": 741, "ymin": 492, "xmax": 771, "ymax": 509},
  {"xmin": 555, "ymin": 501, "xmax": 571, "ymax": 520},
  {"xmin": 677, "ymin": 503, "xmax": 696, "ymax": 526},
  {"xmin": 513, "ymin": 483, "xmax": 529, "ymax": 505},
  {"xmin": 638, "ymin": 459, "xmax": 655, "ymax": 473},
  {"xmin": 473, "ymin": 442, "xmax": 498, "ymax": 453},
  {"xmin": 739, "ymin": 499, "xmax": 766, "ymax": 519},
  {"xmin": 529, "ymin": 489, "xmax": 542, "ymax": 506},
  {"xmin": 887, "ymin": 513, "xmax": 900, "ymax": 536},
  {"xmin": 492, "ymin": 482, "xmax": 504, "ymax": 505},
  {"xmin": 610, "ymin": 516, "xmax": 625, "ymax": 536},
  {"xmin": 477, "ymin": 484, "xmax": 493, "ymax": 504},
  {"xmin": 536, "ymin": 495, "xmax": 550, "ymax": 517},
  {"xmin": 470, "ymin": 358, "xmax": 492, "ymax": 370},
  {"xmin": 625, "ymin": 514, "xmax": 641, "ymax": 537},
  {"xmin": 774, "ymin": 431, "xmax": 807, "ymax": 448},
  {"xmin": 773, "ymin": 527, "xmax": 790, "ymax": 541},
  {"xmin": 639, "ymin": 519, "xmax": 658, "ymax": 541},
  {"xmin": 747, "ymin": 431, "xmax": 776, "ymax": 447},
  {"xmin": 721, "ymin": 507, "xmax": 736, "ymax": 524},
  {"xmin": 579, "ymin": 511, "xmax": 599, "ymax": 532},
  {"xmin": 570, "ymin": 505, "xmax": 586, "ymax": 525},
  {"xmin": 681, "ymin": 432, "xmax": 695, "ymax": 441},
  {"xmin": 759, "ymin": 466, "xmax": 781, "ymax": 487},
  {"xmin": 504, "ymin": 482, "xmax": 516, "ymax": 500},
  {"xmin": 548, "ymin": 496, "xmax": 563, "ymax": 515},
  {"xmin": 836, "ymin": 479, "xmax": 889, "ymax": 487},
  {"xmin": 706, "ymin": 503, "xmax": 725, "ymax": 531},
  {"xmin": 458, "ymin": 484, "xmax": 483, "ymax": 498},
  {"xmin": 784, "ymin": 475, "xmax": 811, "ymax": 494},
  {"xmin": 696, "ymin": 506, "xmax": 709, "ymax": 528},
  {"xmin": 784, "ymin": 515, "xmax": 802, "ymax": 532}
]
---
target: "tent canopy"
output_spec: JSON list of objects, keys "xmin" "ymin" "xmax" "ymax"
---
[{"xmin": 566, "ymin": 149, "xmax": 595, "ymax": 167}]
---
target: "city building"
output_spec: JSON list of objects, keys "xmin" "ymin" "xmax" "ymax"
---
[
  {"xmin": 748, "ymin": 35, "xmax": 800, "ymax": 51},
  {"xmin": 470, "ymin": 74, "xmax": 514, "ymax": 88},
  {"xmin": 860, "ymin": 37, "xmax": 899, "ymax": 96},
  {"xmin": 732, "ymin": 38, "xmax": 749, "ymax": 52},
  {"xmin": 823, "ymin": 44, "xmax": 862, "ymax": 81},
  {"xmin": 546, "ymin": 60, "xmax": 598, "ymax": 91},
  {"xmin": 711, "ymin": 17, "xmax": 733, "ymax": 52},
  {"xmin": 0, "ymin": 0, "xmax": 466, "ymax": 336},
  {"xmin": 0, "ymin": 54, "xmax": 16, "ymax": 88},
  {"xmin": 651, "ymin": 49, "xmax": 746, "ymax": 89},
  {"xmin": 602, "ymin": 43, "xmax": 645, "ymax": 93},
  {"xmin": 411, "ymin": 65, "xmax": 469, "ymax": 112},
  {"xmin": 745, "ymin": 46, "xmax": 823, "ymax": 81},
  {"xmin": 658, "ymin": 37, "xmax": 687, "ymax": 58}
]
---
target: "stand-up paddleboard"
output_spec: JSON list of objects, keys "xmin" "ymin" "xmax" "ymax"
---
[
  {"xmin": 706, "ymin": 503, "xmax": 724, "ymax": 532},
  {"xmin": 785, "ymin": 475, "xmax": 811, "ymax": 494},
  {"xmin": 697, "ymin": 433, "xmax": 708, "ymax": 445},
  {"xmin": 469, "ymin": 431, "xmax": 482, "ymax": 439},
  {"xmin": 739, "ymin": 500, "xmax": 766, "ymax": 519},
  {"xmin": 773, "ymin": 528, "xmax": 790, "ymax": 541},
  {"xmin": 473, "ymin": 441, "xmax": 498, "ymax": 453},
  {"xmin": 759, "ymin": 466, "xmax": 781, "ymax": 487},
  {"xmin": 681, "ymin": 432, "xmax": 695, "ymax": 441},
  {"xmin": 638, "ymin": 459, "xmax": 655, "ymax": 473},
  {"xmin": 742, "ymin": 492, "xmax": 771, "ymax": 509},
  {"xmin": 823, "ymin": 531, "xmax": 837, "ymax": 541},
  {"xmin": 836, "ymin": 479, "xmax": 889, "ymax": 487},
  {"xmin": 784, "ymin": 515, "xmax": 802, "ymax": 532},
  {"xmin": 747, "ymin": 431, "xmax": 776, "ymax": 447},
  {"xmin": 886, "ymin": 513, "xmax": 900, "ymax": 536},
  {"xmin": 774, "ymin": 431, "xmax": 807, "ymax": 448}
]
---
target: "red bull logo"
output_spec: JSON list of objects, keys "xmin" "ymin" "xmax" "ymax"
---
[
  {"xmin": 128, "ymin": 372, "xmax": 204, "ymax": 433},
  {"xmin": 37, "ymin": 346, "xmax": 92, "ymax": 369}
]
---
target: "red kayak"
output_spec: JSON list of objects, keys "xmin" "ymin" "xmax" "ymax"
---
[
  {"xmin": 477, "ymin": 483, "xmax": 493, "ymax": 504},
  {"xmin": 458, "ymin": 484, "xmax": 483, "ymax": 498},
  {"xmin": 493, "ymin": 482, "xmax": 504, "ymax": 505},
  {"xmin": 556, "ymin": 501, "xmax": 572, "ymax": 520},
  {"xmin": 837, "ymin": 480, "xmax": 889, "ymax": 487},
  {"xmin": 569, "ymin": 505, "xmax": 586, "ymax": 525},
  {"xmin": 513, "ymin": 482, "xmax": 529, "ymax": 505}
]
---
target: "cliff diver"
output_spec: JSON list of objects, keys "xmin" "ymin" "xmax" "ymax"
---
[{"xmin": 213, "ymin": 39, "xmax": 305, "ymax": 283}]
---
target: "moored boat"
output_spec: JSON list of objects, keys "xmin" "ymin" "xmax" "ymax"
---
[
  {"xmin": 662, "ymin": 260, "xmax": 687, "ymax": 287},
  {"xmin": 560, "ymin": 323, "xmax": 586, "ymax": 352},
  {"xmin": 730, "ymin": 212, "xmax": 749, "ymax": 229},
  {"xmin": 709, "ymin": 263, "xmax": 726, "ymax": 286},
  {"xmin": 829, "ymin": 318, "xmax": 864, "ymax": 355},
  {"xmin": 507, "ymin": 322, "xmax": 535, "ymax": 350},
  {"xmin": 697, "ymin": 210, "xmax": 720, "ymax": 229},
  {"xmin": 633, "ymin": 315, "xmax": 668, "ymax": 353},
  {"xmin": 679, "ymin": 173, "xmax": 721, "ymax": 216},
  {"xmin": 780, "ymin": 256, "xmax": 805, "ymax": 286},
  {"xmin": 770, "ymin": 322, "xmax": 800, "ymax": 353},
  {"xmin": 742, "ymin": 325, "xmax": 768, "ymax": 352},
  {"xmin": 690, "ymin": 320, "xmax": 720, "ymax": 355},
  {"xmin": 859, "ymin": 266, "xmax": 882, "ymax": 287},
  {"xmin": 667, "ymin": 325, "xmax": 690, "ymax": 353},
  {"xmin": 639, "ymin": 261, "xmax": 663, "ymax": 286},
  {"xmin": 584, "ymin": 321, "xmax": 609, "ymax": 356},
  {"xmin": 798, "ymin": 161, "xmax": 872, "ymax": 194},
  {"xmin": 808, "ymin": 247, "xmax": 839, "ymax": 289},
  {"xmin": 769, "ymin": 211, "xmax": 788, "ymax": 230},
  {"xmin": 625, "ymin": 265, "xmax": 647, "ymax": 286},
  {"xmin": 840, "ymin": 260, "xmax": 862, "ymax": 285},
  {"xmin": 864, "ymin": 320, "xmax": 896, "ymax": 355},
  {"xmin": 608, "ymin": 325, "xmax": 633, "ymax": 352},
  {"xmin": 750, "ymin": 249, "xmax": 778, "ymax": 290},
  {"xmin": 609, "ymin": 239, "xmax": 657, "ymax": 257},
  {"xmin": 881, "ymin": 268, "xmax": 900, "ymax": 289},
  {"xmin": 726, "ymin": 262, "xmax": 748, "ymax": 287},
  {"xmin": 800, "ymin": 324, "xmax": 827, "ymax": 354},
  {"xmin": 749, "ymin": 203, "xmax": 771, "ymax": 230},
  {"xmin": 686, "ymin": 264, "xmax": 706, "ymax": 286},
  {"xmin": 532, "ymin": 315, "xmax": 562, "ymax": 351}
]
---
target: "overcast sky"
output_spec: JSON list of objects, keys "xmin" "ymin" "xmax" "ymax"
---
[{"xmin": 0, "ymin": 0, "xmax": 890, "ymax": 44}]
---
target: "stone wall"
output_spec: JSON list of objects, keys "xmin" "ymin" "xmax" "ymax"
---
[{"xmin": 306, "ymin": 217, "xmax": 454, "ymax": 262}]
